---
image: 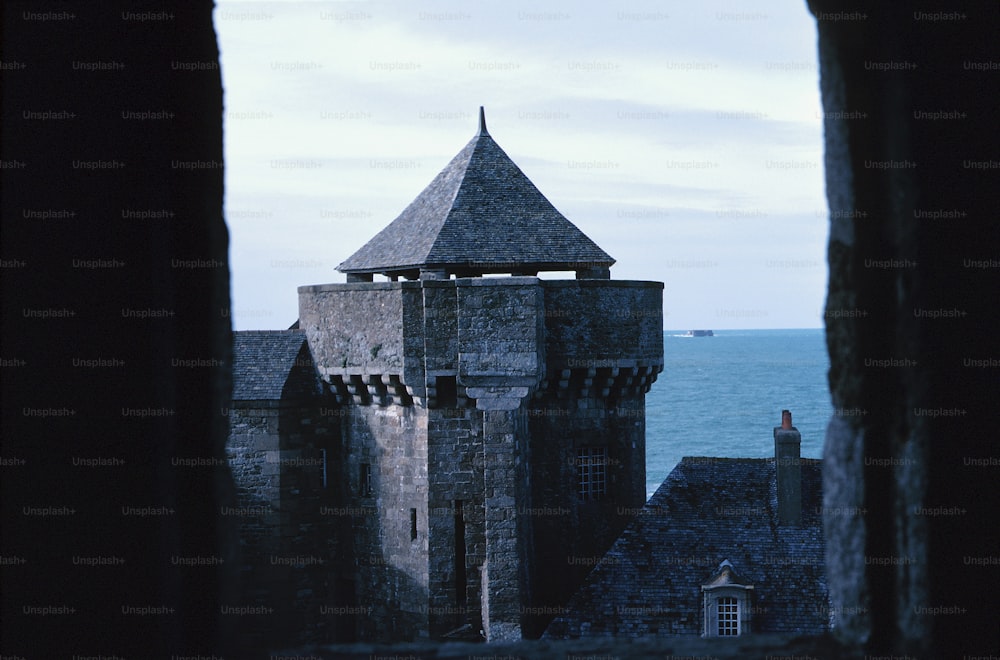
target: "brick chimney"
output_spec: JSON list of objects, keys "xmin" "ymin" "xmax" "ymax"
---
[{"xmin": 774, "ymin": 409, "xmax": 801, "ymax": 525}]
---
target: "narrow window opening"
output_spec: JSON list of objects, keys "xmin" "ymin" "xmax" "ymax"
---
[
  {"xmin": 320, "ymin": 448, "xmax": 328, "ymax": 489},
  {"xmin": 577, "ymin": 446, "xmax": 608, "ymax": 501},
  {"xmin": 454, "ymin": 500, "xmax": 466, "ymax": 606},
  {"xmin": 435, "ymin": 375, "xmax": 457, "ymax": 409},
  {"xmin": 359, "ymin": 462, "xmax": 372, "ymax": 497},
  {"xmin": 410, "ymin": 508, "xmax": 418, "ymax": 541}
]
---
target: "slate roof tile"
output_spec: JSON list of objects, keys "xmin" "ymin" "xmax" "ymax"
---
[
  {"xmin": 231, "ymin": 330, "xmax": 321, "ymax": 402},
  {"xmin": 337, "ymin": 108, "xmax": 614, "ymax": 276},
  {"xmin": 544, "ymin": 457, "xmax": 828, "ymax": 638}
]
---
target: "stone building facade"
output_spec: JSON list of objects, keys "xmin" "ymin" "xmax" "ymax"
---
[
  {"xmin": 228, "ymin": 109, "xmax": 664, "ymax": 643},
  {"xmin": 227, "ymin": 331, "xmax": 353, "ymax": 650}
]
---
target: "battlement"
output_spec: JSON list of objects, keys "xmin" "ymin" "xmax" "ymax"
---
[{"xmin": 298, "ymin": 277, "xmax": 663, "ymax": 408}]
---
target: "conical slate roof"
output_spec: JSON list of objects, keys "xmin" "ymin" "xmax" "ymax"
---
[{"xmin": 337, "ymin": 108, "xmax": 614, "ymax": 279}]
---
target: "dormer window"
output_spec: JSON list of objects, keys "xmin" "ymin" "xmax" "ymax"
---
[
  {"xmin": 701, "ymin": 559, "xmax": 753, "ymax": 637},
  {"xmin": 717, "ymin": 596, "xmax": 739, "ymax": 635}
]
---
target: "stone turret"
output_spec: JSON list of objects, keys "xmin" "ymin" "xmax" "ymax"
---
[{"xmin": 298, "ymin": 109, "xmax": 664, "ymax": 641}]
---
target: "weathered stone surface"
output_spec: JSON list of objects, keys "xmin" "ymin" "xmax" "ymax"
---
[
  {"xmin": 298, "ymin": 282, "xmax": 416, "ymax": 380},
  {"xmin": 541, "ymin": 280, "xmax": 664, "ymax": 371},
  {"xmin": 290, "ymin": 274, "xmax": 664, "ymax": 642},
  {"xmin": 812, "ymin": 2, "xmax": 998, "ymax": 655},
  {"xmin": 225, "ymin": 399, "xmax": 348, "ymax": 652}
]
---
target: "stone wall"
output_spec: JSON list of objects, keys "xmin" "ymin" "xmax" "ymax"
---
[
  {"xmin": 426, "ymin": 405, "xmax": 486, "ymax": 636},
  {"xmin": 524, "ymin": 393, "xmax": 647, "ymax": 636},
  {"xmin": 812, "ymin": 1, "xmax": 999, "ymax": 655},
  {"xmin": 298, "ymin": 275, "xmax": 663, "ymax": 642},
  {"xmin": 455, "ymin": 278, "xmax": 545, "ymax": 388},
  {"xmin": 299, "ymin": 282, "xmax": 425, "ymax": 402},
  {"xmin": 226, "ymin": 400, "xmax": 346, "ymax": 651},
  {"xmin": 344, "ymin": 403, "xmax": 430, "ymax": 640},
  {"xmin": 541, "ymin": 280, "xmax": 664, "ymax": 370}
]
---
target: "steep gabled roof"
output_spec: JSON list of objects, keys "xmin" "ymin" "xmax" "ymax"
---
[
  {"xmin": 544, "ymin": 457, "xmax": 828, "ymax": 638},
  {"xmin": 231, "ymin": 330, "xmax": 321, "ymax": 402},
  {"xmin": 337, "ymin": 108, "xmax": 614, "ymax": 277}
]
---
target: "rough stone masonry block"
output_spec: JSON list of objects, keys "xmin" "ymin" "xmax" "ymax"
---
[
  {"xmin": 298, "ymin": 283, "xmax": 411, "ymax": 378},
  {"xmin": 542, "ymin": 280, "xmax": 664, "ymax": 369},
  {"xmin": 470, "ymin": 388, "xmax": 531, "ymax": 410},
  {"xmin": 456, "ymin": 279, "xmax": 544, "ymax": 384}
]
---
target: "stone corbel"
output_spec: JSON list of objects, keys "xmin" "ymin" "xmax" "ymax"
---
[{"xmin": 465, "ymin": 386, "xmax": 532, "ymax": 410}]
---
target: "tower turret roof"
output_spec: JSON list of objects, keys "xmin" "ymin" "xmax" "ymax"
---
[{"xmin": 337, "ymin": 107, "xmax": 614, "ymax": 279}]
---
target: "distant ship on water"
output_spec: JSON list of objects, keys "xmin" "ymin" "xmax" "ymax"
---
[{"xmin": 685, "ymin": 329, "xmax": 714, "ymax": 337}]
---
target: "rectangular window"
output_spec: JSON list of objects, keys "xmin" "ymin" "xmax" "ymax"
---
[
  {"xmin": 410, "ymin": 508, "xmax": 418, "ymax": 541},
  {"xmin": 359, "ymin": 463, "xmax": 372, "ymax": 497},
  {"xmin": 435, "ymin": 375, "xmax": 457, "ymax": 408},
  {"xmin": 577, "ymin": 446, "xmax": 607, "ymax": 501},
  {"xmin": 717, "ymin": 597, "xmax": 739, "ymax": 636}
]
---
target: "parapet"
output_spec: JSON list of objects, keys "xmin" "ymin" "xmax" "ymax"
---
[{"xmin": 297, "ymin": 277, "xmax": 663, "ymax": 406}]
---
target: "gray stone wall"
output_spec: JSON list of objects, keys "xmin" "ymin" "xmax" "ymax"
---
[
  {"xmin": 344, "ymin": 403, "xmax": 429, "ymax": 640},
  {"xmin": 421, "ymin": 280, "xmax": 460, "ymax": 378},
  {"xmin": 524, "ymin": 394, "xmax": 647, "ymax": 636},
  {"xmin": 541, "ymin": 280, "xmax": 664, "ymax": 370},
  {"xmin": 225, "ymin": 401, "xmax": 346, "ymax": 651},
  {"xmin": 426, "ymin": 405, "xmax": 485, "ymax": 636},
  {"xmin": 298, "ymin": 282, "xmax": 425, "ymax": 402},
  {"xmin": 455, "ymin": 278, "xmax": 545, "ymax": 388},
  {"xmin": 297, "ymin": 275, "xmax": 663, "ymax": 642}
]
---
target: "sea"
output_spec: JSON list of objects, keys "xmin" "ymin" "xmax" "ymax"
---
[{"xmin": 645, "ymin": 328, "xmax": 832, "ymax": 499}]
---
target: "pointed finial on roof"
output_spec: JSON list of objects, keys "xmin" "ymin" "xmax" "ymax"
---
[{"xmin": 477, "ymin": 106, "xmax": 489, "ymax": 136}]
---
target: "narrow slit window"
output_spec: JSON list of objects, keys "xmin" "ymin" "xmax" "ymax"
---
[
  {"xmin": 454, "ymin": 500, "xmax": 466, "ymax": 606},
  {"xmin": 321, "ymin": 448, "xmax": 328, "ymax": 489},
  {"xmin": 359, "ymin": 462, "xmax": 372, "ymax": 497},
  {"xmin": 410, "ymin": 508, "xmax": 417, "ymax": 541}
]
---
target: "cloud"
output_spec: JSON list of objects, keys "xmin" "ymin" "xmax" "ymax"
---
[{"xmin": 215, "ymin": 0, "xmax": 825, "ymax": 329}]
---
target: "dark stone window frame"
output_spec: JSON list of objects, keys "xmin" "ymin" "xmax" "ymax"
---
[
  {"xmin": 359, "ymin": 462, "xmax": 373, "ymax": 498},
  {"xmin": 576, "ymin": 446, "xmax": 608, "ymax": 501}
]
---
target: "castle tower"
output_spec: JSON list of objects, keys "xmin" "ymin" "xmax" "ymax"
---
[{"xmin": 298, "ymin": 109, "xmax": 664, "ymax": 641}]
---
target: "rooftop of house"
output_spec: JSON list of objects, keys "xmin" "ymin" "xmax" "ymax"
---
[
  {"xmin": 544, "ymin": 456, "xmax": 828, "ymax": 638},
  {"xmin": 337, "ymin": 107, "xmax": 615, "ymax": 280},
  {"xmin": 231, "ymin": 330, "xmax": 322, "ymax": 402}
]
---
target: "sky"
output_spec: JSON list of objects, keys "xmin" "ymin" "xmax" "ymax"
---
[{"xmin": 214, "ymin": 0, "xmax": 827, "ymax": 331}]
